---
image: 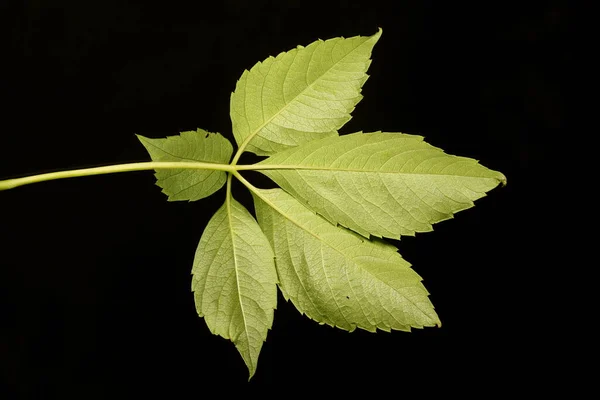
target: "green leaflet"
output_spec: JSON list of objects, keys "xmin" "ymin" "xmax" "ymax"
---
[
  {"xmin": 230, "ymin": 29, "xmax": 381, "ymax": 156},
  {"xmin": 191, "ymin": 196, "xmax": 277, "ymax": 379},
  {"xmin": 137, "ymin": 129, "xmax": 233, "ymax": 201},
  {"xmin": 258, "ymin": 132, "xmax": 506, "ymax": 239},
  {"xmin": 252, "ymin": 187, "xmax": 439, "ymax": 332}
]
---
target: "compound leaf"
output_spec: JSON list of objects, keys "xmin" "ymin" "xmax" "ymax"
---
[
  {"xmin": 137, "ymin": 129, "xmax": 233, "ymax": 201},
  {"xmin": 191, "ymin": 196, "xmax": 277, "ymax": 379},
  {"xmin": 230, "ymin": 29, "xmax": 381, "ymax": 156},
  {"xmin": 258, "ymin": 132, "xmax": 506, "ymax": 239},
  {"xmin": 253, "ymin": 187, "xmax": 439, "ymax": 332}
]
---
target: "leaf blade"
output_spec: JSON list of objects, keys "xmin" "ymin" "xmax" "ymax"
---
[
  {"xmin": 258, "ymin": 132, "xmax": 506, "ymax": 239},
  {"xmin": 230, "ymin": 29, "xmax": 382, "ymax": 156},
  {"xmin": 253, "ymin": 187, "xmax": 439, "ymax": 332},
  {"xmin": 192, "ymin": 197, "xmax": 277, "ymax": 378},
  {"xmin": 137, "ymin": 129, "xmax": 233, "ymax": 201}
]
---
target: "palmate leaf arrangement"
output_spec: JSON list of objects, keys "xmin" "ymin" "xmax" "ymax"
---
[{"xmin": 0, "ymin": 29, "xmax": 506, "ymax": 379}]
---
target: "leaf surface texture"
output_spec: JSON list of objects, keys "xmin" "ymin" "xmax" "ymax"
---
[
  {"xmin": 192, "ymin": 197, "xmax": 277, "ymax": 378},
  {"xmin": 258, "ymin": 132, "xmax": 506, "ymax": 238},
  {"xmin": 230, "ymin": 30, "xmax": 381, "ymax": 156},
  {"xmin": 137, "ymin": 129, "xmax": 233, "ymax": 201},
  {"xmin": 253, "ymin": 188, "xmax": 439, "ymax": 332}
]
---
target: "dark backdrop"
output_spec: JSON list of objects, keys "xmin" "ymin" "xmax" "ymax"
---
[{"xmin": 1, "ymin": 0, "xmax": 568, "ymax": 397}]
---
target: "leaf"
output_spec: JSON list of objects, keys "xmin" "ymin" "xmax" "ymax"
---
[
  {"xmin": 191, "ymin": 195, "xmax": 277, "ymax": 379},
  {"xmin": 258, "ymin": 132, "xmax": 506, "ymax": 239},
  {"xmin": 0, "ymin": 28, "xmax": 510, "ymax": 381},
  {"xmin": 137, "ymin": 129, "xmax": 233, "ymax": 201},
  {"xmin": 252, "ymin": 187, "xmax": 439, "ymax": 332},
  {"xmin": 230, "ymin": 29, "xmax": 382, "ymax": 156}
]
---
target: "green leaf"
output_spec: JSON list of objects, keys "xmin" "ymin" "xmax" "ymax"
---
[
  {"xmin": 252, "ymin": 187, "xmax": 439, "ymax": 332},
  {"xmin": 192, "ymin": 196, "xmax": 277, "ymax": 379},
  {"xmin": 258, "ymin": 132, "xmax": 506, "ymax": 239},
  {"xmin": 137, "ymin": 129, "xmax": 233, "ymax": 201},
  {"xmin": 230, "ymin": 29, "xmax": 382, "ymax": 156},
  {"xmin": 0, "ymin": 28, "xmax": 510, "ymax": 381}
]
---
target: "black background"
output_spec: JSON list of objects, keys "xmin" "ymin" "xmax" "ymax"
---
[{"xmin": 1, "ymin": 0, "xmax": 569, "ymax": 397}]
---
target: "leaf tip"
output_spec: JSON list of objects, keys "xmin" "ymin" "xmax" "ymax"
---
[
  {"xmin": 498, "ymin": 172, "xmax": 507, "ymax": 187},
  {"xmin": 246, "ymin": 367, "xmax": 256, "ymax": 382},
  {"xmin": 370, "ymin": 27, "xmax": 383, "ymax": 42}
]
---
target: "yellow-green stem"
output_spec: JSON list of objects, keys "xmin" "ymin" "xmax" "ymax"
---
[{"xmin": 0, "ymin": 161, "xmax": 235, "ymax": 191}]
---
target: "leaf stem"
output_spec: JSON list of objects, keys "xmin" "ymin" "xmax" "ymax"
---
[
  {"xmin": 232, "ymin": 170, "xmax": 259, "ymax": 196},
  {"xmin": 230, "ymin": 138, "xmax": 251, "ymax": 167},
  {"xmin": 226, "ymin": 172, "xmax": 233, "ymax": 204},
  {"xmin": 0, "ymin": 161, "xmax": 235, "ymax": 191}
]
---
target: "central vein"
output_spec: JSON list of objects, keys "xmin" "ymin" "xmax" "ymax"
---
[{"xmin": 225, "ymin": 173, "xmax": 252, "ymax": 366}]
